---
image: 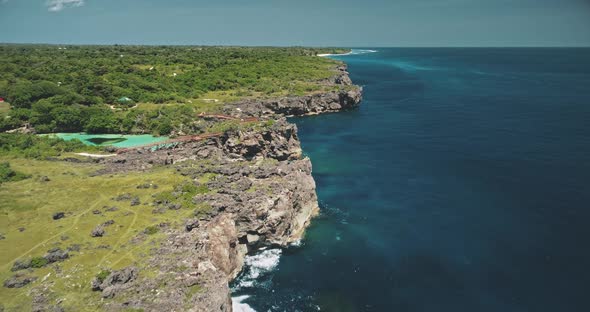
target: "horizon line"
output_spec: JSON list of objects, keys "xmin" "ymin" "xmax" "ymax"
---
[{"xmin": 1, "ymin": 42, "xmax": 590, "ymax": 49}]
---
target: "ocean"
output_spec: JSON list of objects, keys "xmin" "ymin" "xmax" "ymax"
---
[{"xmin": 231, "ymin": 48, "xmax": 590, "ymax": 311}]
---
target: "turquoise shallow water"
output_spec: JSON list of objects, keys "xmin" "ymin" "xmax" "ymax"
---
[
  {"xmin": 54, "ymin": 133, "xmax": 168, "ymax": 148},
  {"xmin": 231, "ymin": 48, "xmax": 590, "ymax": 311}
]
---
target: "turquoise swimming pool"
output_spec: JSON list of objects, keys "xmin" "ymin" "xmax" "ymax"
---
[{"xmin": 52, "ymin": 133, "xmax": 169, "ymax": 148}]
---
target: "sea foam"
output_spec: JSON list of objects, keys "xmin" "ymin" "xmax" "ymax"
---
[
  {"xmin": 233, "ymin": 248, "xmax": 282, "ymax": 290},
  {"xmin": 232, "ymin": 295, "xmax": 257, "ymax": 312},
  {"xmin": 318, "ymin": 49, "xmax": 377, "ymax": 57}
]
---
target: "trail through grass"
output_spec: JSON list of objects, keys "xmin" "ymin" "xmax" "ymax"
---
[{"xmin": 0, "ymin": 158, "xmax": 203, "ymax": 311}]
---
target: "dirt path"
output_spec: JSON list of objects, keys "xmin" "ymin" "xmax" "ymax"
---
[
  {"xmin": 97, "ymin": 206, "xmax": 138, "ymax": 267},
  {"xmin": 75, "ymin": 153, "xmax": 117, "ymax": 158},
  {"xmin": 1, "ymin": 184, "xmax": 109, "ymax": 271}
]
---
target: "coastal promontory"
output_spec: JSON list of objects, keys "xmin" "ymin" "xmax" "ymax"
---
[{"xmin": 0, "ymin": 45, "xmax": 361, "ymax": 311}]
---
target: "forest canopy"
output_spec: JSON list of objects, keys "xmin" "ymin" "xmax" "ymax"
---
[{"xmin": 0, "ymin": 45, "xmax": 348, "ymax": 134}]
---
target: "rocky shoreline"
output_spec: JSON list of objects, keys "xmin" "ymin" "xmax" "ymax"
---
[{"xmin": 92, "ymin": 65, "xmax": 362, "ymax": 311}]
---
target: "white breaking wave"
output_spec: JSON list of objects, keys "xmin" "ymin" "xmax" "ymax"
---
[
  {"xmin": 318, "ymin": 49, "xmax": 377, "ymax": 57},
  {"xmin": 233, "ymin": 248, "xmax": 282, "ymax": 290},
  {"xmin": 349, "ymin": 49, "xmax": 378, "ymax": 55},
  {"xmin": 231, "ymin": 249, "xmax": 283, "ymax": 311},
  {"xmin": 290, "ymin": 238, "xmax": 303, "ymax": 247},
  {"xmin": 232, "ymin": 295, "xmax": 257, "ymax": 312}
]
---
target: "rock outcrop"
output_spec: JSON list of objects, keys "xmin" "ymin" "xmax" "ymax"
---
[
  {"xmin": 223, "ymin": 65, "xmax": 361, "ymax": 117},
  {"xmin": 91, "ymin": 267, "xmax": 138, "ymax": 298},
  {"xmin": 96, "ymin": 118, "xmax": 303, "ymax": 173},
  {"xmin": 224, "ymin": 87, "xmax": 362, "ymax": 117},
  {"xmin": 3, "ymin": 274, "xmax": 37, "ymax": 288}
]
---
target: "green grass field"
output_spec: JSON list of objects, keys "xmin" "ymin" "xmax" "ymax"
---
[{"xmin": 0, "ymin": 159, "xmax": 207, "ymax": 311}]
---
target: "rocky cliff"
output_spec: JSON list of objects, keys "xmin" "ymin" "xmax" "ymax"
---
[
  {"xmin": 92, "ymin": 65, "xmax": 361, "ymax": 311},
  {"xmin": 223, "ymin": 65, "xmax": 362, "ymax": 117}
]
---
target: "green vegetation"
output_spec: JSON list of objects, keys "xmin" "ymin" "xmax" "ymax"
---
[
  {"xmin": 0, "ymin": 162, "xmax": 30, "ymax": 183},
  {"xmin": 0, "ymin": 133, "xmax": 100, "ymax": 159},
  {"xmin": 0, "ymin": 44, "xmax": 349, "ymax": 310},
  {"xmin": 143, "ymin": 226, "xmax": 159, "ymax": 235},
  {"xmin": 95, "ymin": 270, "xmax": 111, "ymax": 283},
  {"xmin": 0, "ymin": 45, "xmax": 347, "ymax": 134},
  {"xmin": 154, "ymin": 181, "xmax": 210, "ymax": 210},
  {"xmin": 0, "ymin": 159, "xmax": 210, "ymax": 311},
  {"xmin": 186, "ymin": 284, "xmax": 203, "ymax": 300},
  {"xmin": 30, "ymin": 256, "xmax": 49, "ymax": 269},
  {"xmin": 0, "ymin": 102, "xmax": 10, "ymax": 116}
]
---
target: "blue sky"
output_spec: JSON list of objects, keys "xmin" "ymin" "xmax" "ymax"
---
[{"xmin": 1, "ymin": 0, "xmax": 589, "ymax": 46}]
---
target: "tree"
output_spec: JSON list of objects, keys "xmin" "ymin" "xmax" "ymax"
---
[
  {"xmin": 84, "ymin": 113, "xmax": 118, "ymax": 134},
  {"xmin": 52, "ymin": 105, "xmax": 83, "ymax": 132},
  {"xmin": 157, "ymin": 118, "xmax": 172, "ymax": 135}
]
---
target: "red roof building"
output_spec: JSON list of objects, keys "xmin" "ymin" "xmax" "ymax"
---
[{"xmin": 0, "ymin": 98, "xmax": 4, "ymax": 102}]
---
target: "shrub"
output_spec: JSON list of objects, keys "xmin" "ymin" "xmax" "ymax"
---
[
  {"xmin": 154, "ymin": 191, "xmax": 175, "ymax": 204},
  {"xmin": 144, "ymin": 226, "xmax": 159, "ymax": 235},
  {"xmin": 96, "ymin": 270, "xmax": 111, "ymax": 283},
  {"xmin": 0, "ymin": 162, "xmax": 30, "ymax": 184},
  {"xmin": 265, "ymin": 119, "xmax": 276, "ymax": 127},
  {"xmin": 156, "ymin": 119, "xmax": 173, "ymax": 135},
  {"xmin": 30, "ymin": 256, "xmax": 48, "ymax": 268}
]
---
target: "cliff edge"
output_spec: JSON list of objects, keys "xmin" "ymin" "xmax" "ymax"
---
[{"xmin": 90, "ymin": 64, "xmax": 361, "ymax": 311}]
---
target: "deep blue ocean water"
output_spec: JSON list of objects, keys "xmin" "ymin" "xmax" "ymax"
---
[{"xmin": 231, "ymin": 48, "xmax": 590, "ymax": 312}]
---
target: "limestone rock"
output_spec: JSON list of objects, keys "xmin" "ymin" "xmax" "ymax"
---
[
  {"xmin": 91, "ymin": 225, "xmax": 105, "ymax": 237},
  {"xmin": 91, "ymin": 266, "xmax": 138, "ymax": 298},
  {"xmin": 3, "ymin": 274, "xmax": 36, "ymax": 288},
  {"xmin": 44, "ymin": 248, "xmax": 69, "ymax": 263}
]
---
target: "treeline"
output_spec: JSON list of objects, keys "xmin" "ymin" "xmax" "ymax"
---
[
  {"xmin": 0, "ymin": 45, "xmax": 346, "ymax": 134},
  {"xmin": 1, "ymin": 102, "xmax": 193, "ymax": 134},
  {"xmin": 0, "ymin": 133, "xmax": 96, "ymax": 159}
]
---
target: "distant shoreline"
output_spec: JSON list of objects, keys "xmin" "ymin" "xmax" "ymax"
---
[
  {"xmin": 317, "ymin": 49, "xmax": 378, "ymax": 57},
  {"xmin": 317, "ymin": 51, "xmax": 353, "ymax": 57}
]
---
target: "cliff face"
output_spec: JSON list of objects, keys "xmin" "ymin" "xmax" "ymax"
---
[
  {"xmin": 224, "ymin": 87, "xmax": 362, "ymax": 117},
  {"xmin": 224, "ymin": 65, "xmax": 362, "ymax": 117},
  {"xmin": 94, "ymin": 66, "xmax": 360, "ymax": 311},
  {"xmin": 96, "ymin": 120, "xmax": 319, "ymax": 311}
]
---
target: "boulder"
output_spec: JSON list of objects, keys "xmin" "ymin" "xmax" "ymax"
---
[
  {"xmin": 104, "ymin": 267, "xmax": 138, "ymax": 286},
  {"xmin": 44, "ymin": 248, "xmax": 69, "ymax": 263},
  {"xmin": 52, "ymin": 212, "xmax": 66, "ymax": 220},
  {"xmin": 246, "ymin": 233, "xmax": 260, "ymax": 245},
  {"xmin": 185, "ymin": 219, "xmax": 199, "ymax": 232},
  {"xmin": 91, "ymin": 225, "xmax": 105, "ymax": 237},
  {"xmin": 114, "ymin": 193, "xmax": 132, "ymax": 201},
  {"xmin": 11, "ymin": 259, "xmax": 32, "ymax": 271},
  {"xmin": 102, "ymin": 220, "xmax": 115, "ymax": 226},
  {"xmin": 91, "ymin": 266, "xmax": 138, "ymax": 298},
  {"xmin": 130, "ymin": 197, "xmax": 141, "ymax": 206}
]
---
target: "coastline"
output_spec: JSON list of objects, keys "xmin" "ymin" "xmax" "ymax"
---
[
  {"xmin": 0, "ymin": 50, "xmax": 361, "ymax": 311},
  {"xmin": 91, "ymin": 62, "xmax": 362, "ymax": 311}
]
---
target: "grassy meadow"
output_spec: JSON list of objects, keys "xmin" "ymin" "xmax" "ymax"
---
[{"xmin": 0, "ymin": 158, "xmax": 208, "ymax": 311}]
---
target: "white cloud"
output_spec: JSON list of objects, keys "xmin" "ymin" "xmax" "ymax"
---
[{"xmin": 46, "ymin": 0, "xmax": 85, "ymax": 12}]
